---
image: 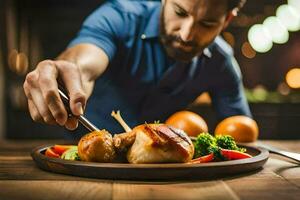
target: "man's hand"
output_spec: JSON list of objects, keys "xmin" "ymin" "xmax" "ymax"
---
[
  {"xmin": 23, "ymin": 43, "xmax": 109, "ymax": 130},
  {"xmin": 23, "ymin": 60, "xmax": 86, "ymax": 130}
]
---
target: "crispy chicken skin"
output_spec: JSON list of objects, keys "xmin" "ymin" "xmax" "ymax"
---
[
  {"xmin": 127, "ymin": 124, "xmax": 194, "ymax": 164},
  {"xmin": 113, "ymin": 131, "xmax": 136, "ymax": 152},
  {"xmin": 78, "ymin": 112, "xmax": 194, "ymax": 164},
  {"xmin": 78, "ymin": 130, "xmax": 116, "ymax": 162}
]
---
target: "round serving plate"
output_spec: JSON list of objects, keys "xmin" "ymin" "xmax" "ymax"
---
[{"xmin": 31, "ymin": 144, "xmax": 269, "ymax": 180}]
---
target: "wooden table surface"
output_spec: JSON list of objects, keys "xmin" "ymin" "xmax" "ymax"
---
[{"xmin": 0, "ymin": 140, "xmax": 300, "ymax": 200}]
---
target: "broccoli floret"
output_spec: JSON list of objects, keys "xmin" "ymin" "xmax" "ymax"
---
[
  {"xmin": 215, "ymin": 135, "xmax": 246, "ymax": 153},
  {"xmin": 207, "ymin": 145, "xmax": 229, "ymax": 160},
  {"xmin": 194, "ymin": 133, "xmax": 216, "ymax": 158},
  {"xmin": 193, "ymin": 133, "xmax": 246, "ymax": 160}
]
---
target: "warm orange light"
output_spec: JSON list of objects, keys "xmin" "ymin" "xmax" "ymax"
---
[
  {"xmin": 223, "ymin": 32, "xmax": 235, "ymax": 47},
  {"xmin": 194, "ymin": 92, "xmax": 212, "ymax": 105},
  {"xmin": 7, "ymin": 49, "xmax": 29, "ymax": 75},
  {"xmin": 277, "ymin": 82, "xmax": 290, "ymax": 95},
  {"xmin": 286, "ymin": 68, "xmax": 300, "ymax": 89},
  {"xmin": 241, "ymin": 42, "xmax": 256, "ymax": 59},
  {"xmin": 8, "ymin": 49, "xmax": 18, "ymax": 72}
]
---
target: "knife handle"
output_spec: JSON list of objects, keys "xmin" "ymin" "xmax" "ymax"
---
[{"xmin": 57, "ymin": 88, "xmax": 100, "ymax": 132}]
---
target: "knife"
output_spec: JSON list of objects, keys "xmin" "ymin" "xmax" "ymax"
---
[
  {"xmin": 257, "ymin": 142, "xmax": 300, "ymax": 163},
  {"xmin": 57, "ymin": 88, "xmax": 100, "ymax": 132}
]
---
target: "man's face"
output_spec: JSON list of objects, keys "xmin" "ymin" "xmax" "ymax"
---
[{"xmin": 160, "ymin": 0, "xmax": 230, "ymax": 62}]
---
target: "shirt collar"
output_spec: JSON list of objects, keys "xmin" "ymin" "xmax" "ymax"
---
[
  {"xmin": 141, "ymin": 4, "xmax": 161, "ymax": 39},
  {"xmin": 203, "ymin": 48, "xmax": 212, "ymax": 58}
]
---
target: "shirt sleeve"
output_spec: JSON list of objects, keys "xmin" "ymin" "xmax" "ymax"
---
[
  {"xmin": 209, "ymin": 56, "xmax": 252, "ymax": 120},
  {"xmin": 68, "ymin": 2, "xmax": 126, "ymax": 61}
]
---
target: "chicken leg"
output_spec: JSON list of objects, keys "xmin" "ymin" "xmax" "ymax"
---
[{"xmin": 111, "ymin": 111, "xmax": 194, "ymax": 163}]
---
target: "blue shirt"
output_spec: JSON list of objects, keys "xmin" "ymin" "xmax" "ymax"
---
[{"xmin": 68, "ymin": 0, "xmax": 251, "ymax": 137}]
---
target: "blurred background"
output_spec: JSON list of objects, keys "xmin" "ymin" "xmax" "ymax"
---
[{"xmin": 0, "ymin": 0, "xmax": 299, "ymax": 140}]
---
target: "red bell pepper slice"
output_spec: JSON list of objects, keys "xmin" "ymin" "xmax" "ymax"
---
[
  {"xmin": 45, "ymin": 147, "xmax": 60, "ymax": 158},
  {"xmin": 221, "ymin": 149, "xmax": 252, "ymax": 160},
  {"xmin": 189, "ymin": 153, "xmax": 214, "ymax": 164},
  {"xmin": 53, "ymin": 145, "xmax": 74, "ymax": 155}
]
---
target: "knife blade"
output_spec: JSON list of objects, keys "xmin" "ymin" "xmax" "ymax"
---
[{"xmin": 257, "ymin": 142, "xmax": 300, "ymax": 163}]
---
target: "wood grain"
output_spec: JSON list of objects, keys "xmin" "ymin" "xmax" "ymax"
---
[
  {"xmin": 0, "ymin": 181, "xmax": 112, "ymax": 200},
  {"xmin": 0, "ymin": 140, "xmax": 300, "ymax": 200},
  {"xmin": 113, "ymin": 181, "xmax": 239, "ymax": 200},
  {"xmin": 226, "ymin": 178, "xmax": 300, "ymax": 200}
]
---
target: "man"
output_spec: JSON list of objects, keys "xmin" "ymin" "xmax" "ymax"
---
[{"xmin": 23, "ymin": 0, "xmax": 251, "ymax": 137}]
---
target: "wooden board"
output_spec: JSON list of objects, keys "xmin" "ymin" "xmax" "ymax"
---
[{"xmin": 31, "ymin": 144, "xmax": 269, "ymax": 180}]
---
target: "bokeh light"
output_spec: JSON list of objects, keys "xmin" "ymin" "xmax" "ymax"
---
[
  {"xmin": 252, "ymin": 85, "xmax": 268, "ymax": 101},
  {"xmin": 222, "ymin": 32, "xmax": 235, "ymax": 47},
  {"xmin": 248, "ymin": 24, "xmax": 273, "ymax": 53},
  {"xmin": 8, "ymin": 49, "xmax": 18, "ymax": 72},
  {"xmin": 277, "ymin": 82, "xmax": 291, "ymax": 95},
  {"xmin": 16, "ymin": 52, "xmax": 29, "ymax": 75},
  {"xmin": 241, "ymin": 42, "xmax": 256, "ymax": 58},
  {"xmin": 263, "ymin": 16, "xmax": 289, "ymax": 44},
  {"xmin": 286, "ymin": 68, "xmax": 300, "ymax": 89},
  {"xmin": 288, "ymin": 0, "xmax": 300, "ymax": 12},
  {"xmin": 276, "ymin": 4, "xmax": 300, "ymax": 32}
]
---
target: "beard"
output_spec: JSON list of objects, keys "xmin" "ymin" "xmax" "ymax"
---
[{"xmin": 159, "ymin": 7, "xmax": 203, "ymax": 62}]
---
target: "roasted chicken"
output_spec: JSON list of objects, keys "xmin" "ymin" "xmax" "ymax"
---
[
  {"xmin": 78, "ymin": 130, "xmax": 116, "ymax": 162},
  {"xmin": 111, "ymin": 111, "xmax": 194, "ymax": 164},
  {"xmin": 78, "ymin": 111, "xmax": 194, "ymax": 163},
  {"xmin": 126, "ymin": 123, "xmax": 194, "ymax": 163}
]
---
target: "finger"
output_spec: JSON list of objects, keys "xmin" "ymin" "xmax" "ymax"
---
[
  {"xmin": 37, "ymin": 60, "xmax": 68, "ymax": 126},
  {"xmin": 24, "ymin": 71, "xmax": 39, "ymax": 101},
  {"xmin": 65, "ymin": 116, "xmax": 78, "ymax": 131},
  {"xmin": 30, "ymin": 87, "xmax": 57, "ymax": 125},
  {"xmin": 25, "ymin": 70, "xmax": 54, "ymax": 124},
  {"xmin": 56, "ymin": 60, "xmax": 86, "ymax": 116},
  {"xmin": 24, "ymin": 71, "xmax": 47, "ymax": 123},
  {"xmin": 28, "ymin": 99, "xmax": 43, "ymax": 123},
  {"xmin": 28, "ymin": 99, "xmax": 57, "ymax": 125}
]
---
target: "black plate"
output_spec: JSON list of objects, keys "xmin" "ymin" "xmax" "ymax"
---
[{"xmin": 31, "ymin": 144, "xmax": 269, "ymax": 180}]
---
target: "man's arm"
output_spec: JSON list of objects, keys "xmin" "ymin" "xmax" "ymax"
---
[
  {"xmin": 23, "ymin": 1, "xmax": 125, "ymax": 130},
  {"xmin": 209, "ymin": 82, "xmax": 252, "ymax": 120},
  {"xmin": 57, "ymin": 43, "xmax": 109, "ymax": 98},
  {"xmin": 23, "ymin": 44, "xmax": 109, "ymax": 130},
  {"xmin": 209, "ymin": 56, "xmax": 252, "ymax": 120}
]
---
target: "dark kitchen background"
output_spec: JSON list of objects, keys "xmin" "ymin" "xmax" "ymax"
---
[{"xmin": 0, "ymin": 0, "xmax": 299, "ymax": 140}]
